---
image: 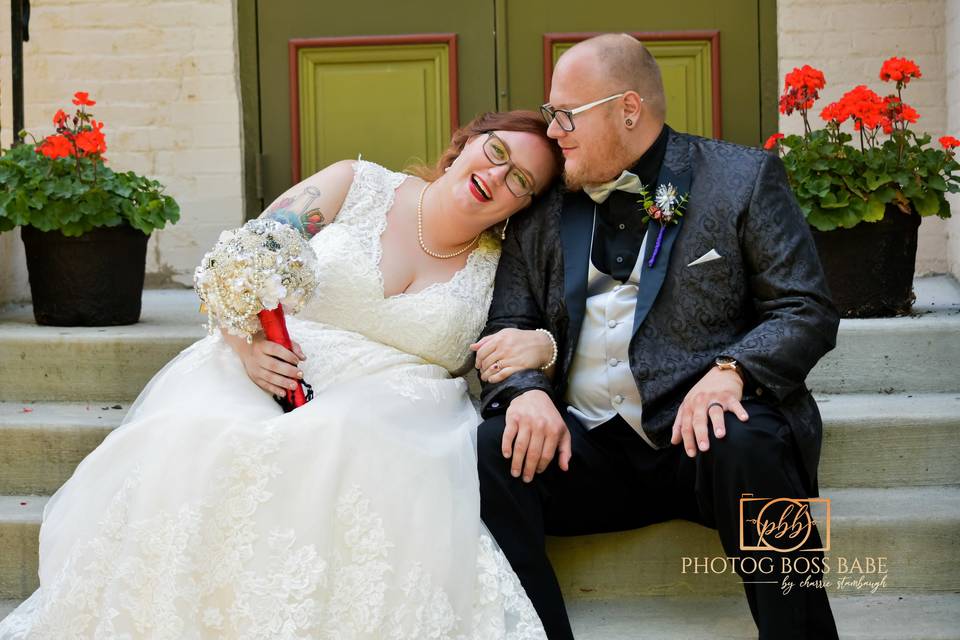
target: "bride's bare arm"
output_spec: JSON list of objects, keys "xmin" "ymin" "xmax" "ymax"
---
[
  {"xmin": 470, "ymin": 328, "xmax": 556, "ymax": 384},
  {"xmin": 221, "ymin": 330, "xmax": 306, "ymax": 398},
  {"xmin": 258, "ymin": 159, "xmax": 356, "ymax": 238}
]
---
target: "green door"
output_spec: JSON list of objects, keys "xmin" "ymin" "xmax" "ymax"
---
[{"xmin": 244, "ymin": 0, "xmax": 776, "ymax": 215}]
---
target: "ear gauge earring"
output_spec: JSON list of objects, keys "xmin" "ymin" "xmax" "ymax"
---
[
  {"xmin": 625, "ymin": 118, "xmax": 633, "ymax": 127},
  {"xmin": 500, "ymin": 219, "xmax": 509, "ymax": 240},
  {"xmin": 444, "ymin": 166, "xmax": 450, "ymax": 172}
]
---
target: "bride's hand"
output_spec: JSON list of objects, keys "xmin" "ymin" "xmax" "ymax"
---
[
  {"xmin": 471, "ymin": 328, "xmax": 554, "ymax": 383},
  {"xmin": 224, "ymin": 331, "xmax": 307, "ymax": 398}
]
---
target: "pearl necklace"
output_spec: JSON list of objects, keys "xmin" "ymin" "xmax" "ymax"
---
[{"xmin": 417, "ymin": 182, "xmax": 480, "ymax": 260}]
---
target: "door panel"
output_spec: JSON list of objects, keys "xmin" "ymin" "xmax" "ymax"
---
[{"xmin": 292, "ymin": 37, "xmax": 456, "ymax": 182}]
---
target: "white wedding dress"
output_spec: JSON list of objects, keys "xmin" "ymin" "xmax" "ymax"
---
[{"xmin": 0, "ymin": 160, "xmax": 546, "ymax": 640}]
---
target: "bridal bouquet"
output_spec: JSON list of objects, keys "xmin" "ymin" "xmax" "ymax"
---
[{"xmin": 194, "ymin": 218, "xmax": 318, "ymax": 408}]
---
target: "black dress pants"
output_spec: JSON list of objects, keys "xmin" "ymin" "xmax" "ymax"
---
[{"xmin": 477, "ymin": 399, "xmax": 838, "ymax": 640}]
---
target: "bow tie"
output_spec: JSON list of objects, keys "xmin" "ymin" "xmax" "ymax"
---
[{"xmin": 582, "ymin": 170, "xmax": 645, "ymax": 204}]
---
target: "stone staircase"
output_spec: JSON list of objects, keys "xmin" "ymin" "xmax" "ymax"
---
[{"xmin": 1, "ymin": 279, "xmax": 959, "ymax": 637}]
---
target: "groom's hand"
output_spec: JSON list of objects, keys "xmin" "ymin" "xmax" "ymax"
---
[
  {"xmin": 503, "ymin": 390, "xmax": 572, "ymax": 482},
  {"xmin": 670, "ymin": 367, "xmax": 749, "ymax": 458}
]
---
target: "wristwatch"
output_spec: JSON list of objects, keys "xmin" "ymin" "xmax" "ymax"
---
[{"xmin": 714, "ymin": 356, "xmax": 742, "ymax": 378}]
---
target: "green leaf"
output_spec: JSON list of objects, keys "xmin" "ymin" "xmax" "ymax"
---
[
  {"xmin": 914, "ymin": 190, "xmax": 942, "ymax": 217},
  {"xmin": 864, "ymin": 172, "xmax": 893, "ymax": 191},
  {"xmin": 819, "ymin": 191, "xmax": 850, "ymax": 209},
  {"xmin": 927, "ymin": 175, "xmax": 948, "ymax": 192},
  {"xmin": 863, "ymin": 198, "xmax": 887, "ymax": 222},
  {"xmin": 806, "ymin": 208, "xmax": 839, "ymax": 231}
]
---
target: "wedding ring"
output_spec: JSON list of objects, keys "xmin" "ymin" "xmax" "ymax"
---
[
  {"xmin": 707, "ymin": 401, "xmax": 724, "ymax": 412},
  {"xmin": 493, "ymin": 360, "xmax": 502, "ymax": 371}
]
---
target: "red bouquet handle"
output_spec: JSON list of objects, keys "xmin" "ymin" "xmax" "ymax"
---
[{"xmin": 257, "ymin": 304, "xmax": 308, "ymax": 410}]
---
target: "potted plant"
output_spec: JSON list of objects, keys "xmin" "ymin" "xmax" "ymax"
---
[
  {"xmin": 0, "ymin": 91, "xmax": 180, "ymax": 326},
  {"xmin": 766, "ymin": 58, "xmax": 960, "ymax": 317}
]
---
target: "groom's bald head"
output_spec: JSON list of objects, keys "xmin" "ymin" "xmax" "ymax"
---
[{"xmin": 560, "ymin": 34, "xmax": 667, "ymax": 122}]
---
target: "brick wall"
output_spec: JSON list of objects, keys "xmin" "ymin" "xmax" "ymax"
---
[
  {"xmin": 0, "ymin": 0, "xmax": 244, "ymax": 303},
  {"xmin": 777, "ymin": 0, "xmax": 951, "ymax": 275}
]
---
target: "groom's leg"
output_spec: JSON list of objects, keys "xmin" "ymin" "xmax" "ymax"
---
[
  {"xmin": 478, "ymin": 408, "xmax": 674, "ymax": 640},
  {"xmin": 680, "ymin": 399, "xmax": 839, "ymax": 640}
]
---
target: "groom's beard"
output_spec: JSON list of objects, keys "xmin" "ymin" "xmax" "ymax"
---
[{"xmin": 562, "ymin": 131, "xmax": 632, "ymax": 192}]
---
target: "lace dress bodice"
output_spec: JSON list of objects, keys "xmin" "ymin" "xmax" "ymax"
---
[{"xmin": 288, "ymin": 160, "xmax": 500, "ymax": 387}]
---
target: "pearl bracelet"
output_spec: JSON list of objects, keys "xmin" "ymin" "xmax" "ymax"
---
[{"xmin": 535, "ymin": 328, "xmax": 558, "ymax": 371}]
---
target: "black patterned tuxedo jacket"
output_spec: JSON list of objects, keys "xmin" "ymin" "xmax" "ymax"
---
[{"xmin": 478, "ymin": 128, "xmax": 840, "ymax": 494}]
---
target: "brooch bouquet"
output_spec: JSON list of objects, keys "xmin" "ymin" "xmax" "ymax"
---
[{"xmin": 194, "ymin": 218, "xmax": 318, "ymax": 410}]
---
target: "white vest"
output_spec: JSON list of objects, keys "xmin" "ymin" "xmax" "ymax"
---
[{"xmin": 564, "ymin": 215, "xmax": 654, "ymax": 447}]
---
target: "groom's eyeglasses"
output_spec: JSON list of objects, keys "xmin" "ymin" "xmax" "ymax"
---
[
  {"xmin": 482, "ymin": 132, "xmax": 536, "ymax": 198},
  {"xmin": 540, "ymin": 92, "xmax": 635, "ymax": 132}
]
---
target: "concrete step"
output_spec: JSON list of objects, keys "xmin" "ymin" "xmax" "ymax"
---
[
  {"xmin": 808, "ymin": 276, "xmax": 960, "ymax": 395},
  {"xmin": 0, "ymin": 290, "xmax": 206, "ymax": 403},
  {"xmin": 0, "ymin": 496, "xmax": 44, "ymax": 602},
  {"xmin": 0, "ymin": 402, "xmax": 125, "ymax": 494},
  {"xmin": 817, "ymin": 393, "xmax": 960, "ymax": 488},
  {"xmin": 2, "ymin": 393, "xmax": 956, "ymax": 496},
  {"xmin": 0, "ymin": 594, "xmax": 960, "ymax": 640},
  {"xmin": 547, "ymin": 486, "xmax": 960, "ymax": 599},
  {"xmin": 2, "ymin": 488, "xmax": 958, "ymax": 600},
  {"xmin": 2, "ymin": 277, "xmax": 959, "ymax": 403},
  {"xmin": 567, "ymin": 594, "xmax": 960, "ymax": 639},
  {"xmin": 0, "ymin": 594, "xmax": 956, "ymax": 638},
  {"xmin": 0, "ymin": 599, "xmax": 19, "ymax": 620}
]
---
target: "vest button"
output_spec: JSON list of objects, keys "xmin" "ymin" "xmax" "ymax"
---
[
  {"xmin": 607, "ymin": 320, "xmax": 617, "ymax": 328},
  {"xmin": 608, "ymin": 358, "xmax": 619, "ymax": 367},
  {"xmin": 613, "ymin": 395, "xmax": 624, "ymax": 404}
]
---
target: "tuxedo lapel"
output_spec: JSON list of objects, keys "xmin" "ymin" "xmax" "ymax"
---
[
  {"xmin": 632, "ymin": 133, "xmax": 692, "ymax": 336},
  {"xmin": 560, "ymin": 193, "xmax": 594, "ymax": 356}
]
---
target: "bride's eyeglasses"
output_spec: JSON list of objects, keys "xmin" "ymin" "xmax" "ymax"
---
[{"xmin": 482, "ymin": 132, "xmax": 536, "ymax": 198}]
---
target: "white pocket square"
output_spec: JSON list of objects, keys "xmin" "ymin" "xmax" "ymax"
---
[{"xmin": 687, "ymin": 249, "xmax": 723, "ymax": 267}]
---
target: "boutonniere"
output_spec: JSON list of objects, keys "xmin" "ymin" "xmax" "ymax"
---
[{"xmin": 638, "ymin": 183, "xmax": 688, "ymax": 267}]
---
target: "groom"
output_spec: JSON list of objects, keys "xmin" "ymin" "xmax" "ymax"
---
[{"xmin": 477, "ymin": 34, "xmax": 840, "ymax": 639}]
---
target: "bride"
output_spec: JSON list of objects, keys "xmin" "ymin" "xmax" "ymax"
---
[{"xmin": 0, "ymin": 110, "xmax": 561, "ymax": 639}]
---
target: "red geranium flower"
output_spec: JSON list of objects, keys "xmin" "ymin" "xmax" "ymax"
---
[
  {"xmin": 940, "ymin": 135, "xmax": 960, "ymax": 150},
  {"xmin": 763, "ymin": 133, "xmax": 784, "ymax": 150},
  {"xmin": 779, "ymin": 65, "xmax": 826, "ymax": 116},
  {"xmin": 74, "ymin": 119, "xmax": 107, "ymax": 157},
  {"xmin": 881, "ymin": 95, "xmax": 919, "ymax": 133},
  {"xmin": 52, "ymin": 109, "xmax": 68, "ymax": 128},
  {"xmin": 879, "ymin": 57, "xmax": 922, "ymax": 86},
  {"xmin": 820, "ymin": 100, "xmax": 850, "ymax": 124},
  {"xmin": 72, "ymin": 91, "xmax": 96, "ymax": 107},
  {"xmin": 36, "ymin": 134, "xmax": 74, "ymax": 160},
  {"xmin": 833, "ymin": 85, "xmax": 888, "ymax": 131}
]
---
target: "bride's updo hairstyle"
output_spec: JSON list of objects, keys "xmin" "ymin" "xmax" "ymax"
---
[{"xmin": 409, "ymin": 110, "xmax": 562, "ymax": 189}]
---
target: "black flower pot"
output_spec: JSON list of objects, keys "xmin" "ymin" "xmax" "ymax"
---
[
  {"xmin": 21, "ymin": 224, "xmax": 149, "ymax": 326},
  {"xmin": 810, "ymin": 206, "xmax": 920, "ymax": 318}
]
